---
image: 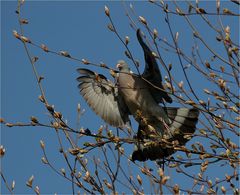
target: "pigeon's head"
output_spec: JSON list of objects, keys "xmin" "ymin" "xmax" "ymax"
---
[{"xmin": 116, "ymin": 60, "xmax": 130, "ymax": 72}]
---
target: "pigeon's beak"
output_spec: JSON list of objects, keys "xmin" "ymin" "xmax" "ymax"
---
[{"xmin": 116, "ymin": 63, "xmax": 122, "ymax": 69}]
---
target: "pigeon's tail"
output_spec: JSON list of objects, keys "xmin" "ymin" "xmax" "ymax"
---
[
  {"xmin": 131, "ymin": 107, "xmax": 200, "ymax": 162},
  {"xmin": 165, "ymin": 107, "xmax": 200, "ymax": 145}
]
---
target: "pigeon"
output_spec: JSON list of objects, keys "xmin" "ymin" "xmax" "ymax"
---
[{"xmin": 76, "ymin": 30, "xmax": 199, "ymax": 161}]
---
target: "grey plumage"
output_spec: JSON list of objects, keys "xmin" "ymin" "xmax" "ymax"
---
[{"xmin": 76, "ymin": 29, "xmax": 199, "ymax": 161}]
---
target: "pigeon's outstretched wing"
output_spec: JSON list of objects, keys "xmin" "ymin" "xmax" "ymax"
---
[
  {"xmin": 137, "ymin": 29, "xmax": 172, "ymax": 103},
  {"xmin": 77, "ymin": 68, "xmax": 130, "ymax": 127}
]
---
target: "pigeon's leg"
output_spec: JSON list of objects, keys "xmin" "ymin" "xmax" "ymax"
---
[{"xmin": 156, "ymin": 158, "xmax": 166, "ymax": 171}]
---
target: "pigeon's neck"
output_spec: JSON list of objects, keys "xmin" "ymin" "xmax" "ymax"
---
[{"xmin": 120, "ymin": 67, "xmax": 130, "ymax": 73}]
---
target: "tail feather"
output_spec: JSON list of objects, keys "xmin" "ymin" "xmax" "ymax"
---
[
  {"xmin": 165, "ymin": 107, "xmax": 200, "ymax": 144},
  {"xmin": 166, "ymin": 107, "xmax": 199, "ymax": 119}
]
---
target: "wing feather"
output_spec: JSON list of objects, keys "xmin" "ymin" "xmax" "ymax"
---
[
  {"xmin": 77, "ymin": 68, "xmax": 130, "ymax": 127},
  {"xmin": 137, "ymin": 29, "xmax": 172, "ymax": 103}
]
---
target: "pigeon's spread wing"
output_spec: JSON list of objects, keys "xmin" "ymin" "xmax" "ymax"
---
[
  {"xmin": 77, "ymin": 68, "xmax": 130, "ymax": 127},
  {"xmin": 137, "ymin": 29, "xmax": 172, "ymax": 103}
]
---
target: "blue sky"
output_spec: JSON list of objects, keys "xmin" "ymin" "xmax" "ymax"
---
[{"xmin": 1, "ymin": 1, "xmax": 239, "ymax": 194}]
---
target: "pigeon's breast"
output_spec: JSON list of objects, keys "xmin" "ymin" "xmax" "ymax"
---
[{"xmin": 118, "ymin": 73, "xmax": 158, "ymax": 115}]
